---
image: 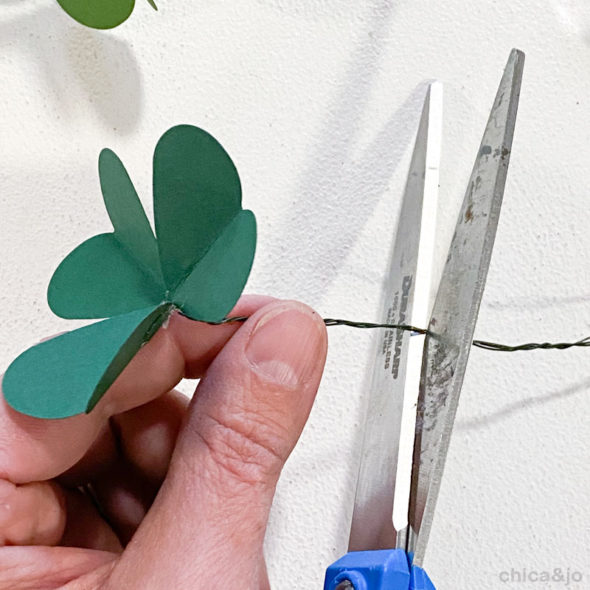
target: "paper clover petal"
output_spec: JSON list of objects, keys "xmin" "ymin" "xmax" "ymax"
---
[
  {"xmin": 173, "ymin": 209, "xmax": 257, "ymax": 321},
  {"xmin": 57, "ymin": 0, "xmax": 136, "ymax": 30},
  {"xmin": 6, "ymin": 124, "xmax": 257, "ymax": 419},
  {"xmin": 3, "ymin": 304, "xmax": 172, "ymax": 419},
  {"xmin": 48, "ymin": 149, "xmax": 167, "ymax": 319},
  {"xmin": 48, "ymin": 233, "xmax": 165, "ymax": 319},
  {"xmin": 153, "ymin": 125, "xmax": 243, "ymax": 291},
  {"xmin": 99, "ymin": 148, "xmax": 164, "ymax": 287}
]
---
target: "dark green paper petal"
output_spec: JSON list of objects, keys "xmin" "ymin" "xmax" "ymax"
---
[
  {"xmin": 172, "ymin": 210, "xmax": 257, "ymax": 322},
  {"xmin": 99, "ymin": 149, "xmax": 164, "ymax": 286},
  {"xmin": 57, "ymin": 0, "xmax": 135, "ymax": 30},
  {"xmin": 153, "ymin": 125, "xmax": 242, "ymax": 291},
  {"xmin": 3, "ymin": 304, "xmax": 172, "ymax": 419},
  {"xmin": 48, "ymin": 234, "xmax": 164, "ymax": 319}
]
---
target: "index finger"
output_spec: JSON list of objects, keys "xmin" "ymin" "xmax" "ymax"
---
[{"xmin": 0, "ymin": 295, "xmax": 275, "ymax": 485}]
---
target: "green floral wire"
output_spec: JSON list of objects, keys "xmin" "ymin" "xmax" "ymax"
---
[{"xmin": 213, "ymin": 317, "xmax": 590, "ymax": 352}]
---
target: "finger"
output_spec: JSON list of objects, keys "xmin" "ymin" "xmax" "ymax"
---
[
  {"xmin": 59, "ymin": 487, "xmax": 123, "ymax": 553},
  {"xmin": 0, "ymin": 546, "xmax": 117, "ymax": 590},
  {"xmin": 90, "ymin": 460, "xmax": 157, "ymax": 546},
  {"xmin": 59, "ymin": 389, "xmax": 187, "ymax": 488},
  {"xmin": 57, "ymin": 423, "xmax": 118, "ymax": 488},
  {"xmin": 0, "ymin": 295, "xmax": 274, "ymax": 485},
  {"xmin": 59, "ymin": 391, "xmax": 187, "ymax": 546},
  {"xmin": 109, "ymin": 300, "xmax": 328, "ymax": 588},
  {"xmin": 0, "ymin": 480, "xmax": 65, "ymax": 546},
  {"xmin": 111, "ymin": 389, "xmax": 189, "ymax": 484},
  {"xmin": 0, "ymin": 479, "xmax": 123, "ymax": 553}
]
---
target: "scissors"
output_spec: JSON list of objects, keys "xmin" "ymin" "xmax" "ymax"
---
[{"xmin": 324, "ymin": 49, "xmax": 525, "ymax": 590}]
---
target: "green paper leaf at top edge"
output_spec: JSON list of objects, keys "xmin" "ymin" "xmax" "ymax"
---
[
  {"xmin": 48, "ymin": 233, "xmax": 165, "ymax": 319},
  {"xmin": 57, "ymin": 0, "xmax": 135, "ymax": 29},
  {"xmin": 3, "ymin": 304, "xmax": 172, "ymax": 419},
  {"xmin": 153, "ymin": 125, "xmax": 242, "ymax": 291},
  {"xmin": 99, "ymin": 149, "xmax": 164, "ymax": 287},
  {"xmin": 146, "ymin": 0, "xmax": 158, "ymax": 10},
  {"xmin": 173, "ymin": 210, "xmax": 257, "ymax": 322}
]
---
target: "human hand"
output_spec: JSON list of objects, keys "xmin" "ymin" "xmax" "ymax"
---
[{"xmin": 0, "ymin": 296, "xmax": 328, "ymax": 589}]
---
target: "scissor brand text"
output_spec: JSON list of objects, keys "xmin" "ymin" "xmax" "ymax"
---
[{"xmin": 383, "ymin": 274, "xmax": 413, "ymax": 379}]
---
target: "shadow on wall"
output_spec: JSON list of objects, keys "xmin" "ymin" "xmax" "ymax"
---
[
  {"xmin": 0, "ymin": 3, "xmax": 142, "ymax": 134},
  {"xmin": 261, "ymin": 0, "xmax": 428, "ymax": 305},
  {"xmin": 457, "ymin": 376, "xmax": 590, "ymax": 431},
  {"xmin": 485, "ymin": 293, "xmax": 590, "ymax": 312}
]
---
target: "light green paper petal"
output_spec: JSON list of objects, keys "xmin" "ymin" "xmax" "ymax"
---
[
  {"xmin": 48, "ymin": 234, "xmax": 164, "ymax": 319},
  {"xmin": 172, "ymin": 210, "xmax": 257, "ymax": 322},
  {"xmin": 3, "ymin": 304, "xmax": 172, "ymax": 419},
  {"xmin": 57, "ymin": 0, "xmax": 135, "ymax": 30},
  {"xmin": 153, "ymin": 125, "xmax": 243, "ymax": 291},
  {"xmin": 99, "ymin": 149, "xmax": 164, "ymax": 286}
]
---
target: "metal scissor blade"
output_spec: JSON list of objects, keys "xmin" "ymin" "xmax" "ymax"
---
[
  {"xmin": 348, "ymin": 82, "xmax": 442, "ymax": 552},
  {"xmin": 407, "ymin": 49, "xmax": 525, "ymax": 566}
]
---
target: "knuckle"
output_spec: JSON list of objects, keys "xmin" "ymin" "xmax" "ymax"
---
[{"xmin": 196, "ymin": 408, "xmax": 287, "ymax": 488}]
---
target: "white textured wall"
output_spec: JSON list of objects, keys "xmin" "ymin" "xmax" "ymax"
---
[{"xmin": 1, "ymin": 1, "xmax": 589, "ymax": 588}]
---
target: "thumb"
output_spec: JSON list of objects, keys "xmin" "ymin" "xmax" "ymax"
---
[{"xmin": 108, "ymin": 300, "xmax": 328, "ymax": 589}]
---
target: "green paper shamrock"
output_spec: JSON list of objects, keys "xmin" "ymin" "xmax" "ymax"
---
[
  {"xmin": 57, "ymin": 0, "xmax": 157, "ymax": 30},
  {"xmin": 3, "ymin": 125, "xmax": 257, "ymax": 419}
]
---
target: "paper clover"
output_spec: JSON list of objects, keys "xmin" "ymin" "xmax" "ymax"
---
[
  {"xmin": 57, "ymin": 0, "xmax": 157, "ymax": 30},
  {"xmin": 4, "ymin": 125, "xmax": 256, "ymax": 419}
]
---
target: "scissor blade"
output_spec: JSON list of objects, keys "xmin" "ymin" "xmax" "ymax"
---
[
  {"xmin": 407, "ymin": 49, "xmax": 525, "ymax": 566},
  {"xmin": 348, "ymin": 82, "xmax": 442, "ymax": 552}
]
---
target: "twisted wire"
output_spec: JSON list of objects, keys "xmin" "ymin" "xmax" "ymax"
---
[{"xmin": 213, "ymin": 316, "xmax": 590, "ymax": 352}]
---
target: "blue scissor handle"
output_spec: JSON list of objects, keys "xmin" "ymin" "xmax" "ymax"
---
[{"xmin": 324, "ymin": 549, "xmax": 435, "ymax": 590}]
